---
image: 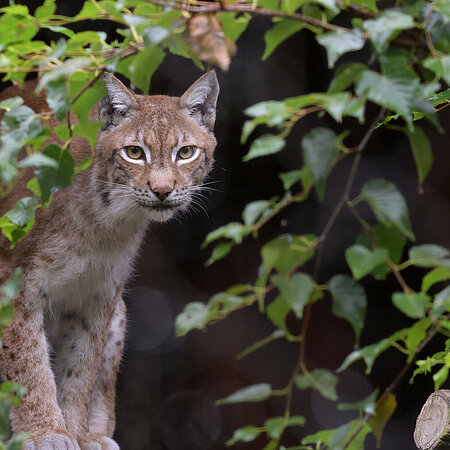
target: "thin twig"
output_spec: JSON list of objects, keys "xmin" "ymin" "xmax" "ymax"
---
[{"xmin": 424, "ymin": 3, "xmax": 439, "ymax": 59}]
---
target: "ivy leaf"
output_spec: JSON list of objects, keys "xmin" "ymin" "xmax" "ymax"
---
[
  {"xmin": 338, "ymin": 329, "xmax": 408, "ymax": 374},
  {"xmin": 206, "ymin": 242, "xmax": 234, "ymax": 266},
  {"xmin": 302, "ymin": 127, "xmax": 338, "ymax": 202},
  {"xmin": 392, "ymin": 292, "xmax": 429, "ymax": 319},
  {"xmin": 328, "ymin": 275, "xmax": 367, "ymax": 341},
  {"xmin": 35, "ymin": 144, "xmax": 75, "ymax": 205},
  {"xmin": 317, "ymin": 29, "xmax": 365, "ymax": 68},
  {"xmin": 408, "ymin": 244, "xmax": 450, "ymax": 268},
  {"xmin": 406, "ymin": 126, "xmax": 433, "ymax": 185},
  {"xmin": 219, "ymin": 12, "xmax": 251, "ymax": 43},
  {"xmin": 216, "ymin": 383, "xmax": 272, "ymax": 405},
  {"xmin": 225, "ymin": 426, "xmax": 261, "ymax": 446},
  {"xmin": 175, "ymin": 302, "xmax": 208, "ymax": 336},
  {"xmin": 295, "ymin": 369, "xmax": 338, "ymax": 401},
  {"xmin": 117, "ymin": 44, "xmax": 165, "ymax": 94},
  {"xmin": 338, "ymin": 390, "xmax": 378, "ymax": 415},
  {"xmin": 328, "ymin": 63, "xmax": 367, "ymax": 94},
  {"xmin": 356, "ymin": 65, "xmax": 419, "ymax": 128},
  {"xmin": 266, "ymin": 296, "xmax": 291, "ymax": 331},
  {"xmin": 273, "ymin": 272, "xmax": 314, "ymax": 318},
  {"xmin": 242, "ymin": 200, "xmax": 272, "ymax": 226},
  {"xmin": 264, "ymin": 416, "xmax": 306, "ymax": 441},
  {"xmin": 262, "ymin": 234, "xmax": 317, "ymax": 276},
  {"xmin": 69, "ymin": 74, "xmax": 107, "ymax": 123},
  {"xmin": 243, "ymin": 135, "xmax": 285, "ymax": 162},
  {"xmin": 345, "ymin": 245, "xmax": 388, "ymax": 279},
  {"xmin": 262, "ymin": 19, "xmax": 304, "ymax": 60},
  {"xmin": 360, "ymin": 178, "xmax": 415, "ymax": 241},
  {"xmin": 363, "ymin": 9, "xmax": 414, "ymax": 51},
  {"xmin": 423, "ymin": 55, "xmax": 450, "ymax": 85},
  {"xmin": 5, "ymin": 197, "xmax": 37, "ymax": 227},
  {"xmin": 422, "ymin": 266, "xmax": 450, "ymax": 293},
  {"xmin": 72, "ymin": 121, "xmax": 104, "ymax": 149},
  {"xmin": 368, "ymin": 393, "xmax": 397, "ymax": 447},
  {"xmin": 432, "ymin": 286, "xmax": 450, "ymax": 318}
]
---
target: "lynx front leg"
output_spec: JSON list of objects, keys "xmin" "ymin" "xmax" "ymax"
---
[
  {"xmin": 88, "ymin": 299, "xmax": 126, "ymax": 438},
  {"xmin": 1, "ymin": 295, "xmax": 79, "ymax": 450},
  {"xmin": 54, "ymin": 298, "xmax": 120, "ymax": 450}
]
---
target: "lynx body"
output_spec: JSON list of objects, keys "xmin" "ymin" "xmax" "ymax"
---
[{"xmin": 0, "ymin": 72, "xmax": 219, "ymax": 449}]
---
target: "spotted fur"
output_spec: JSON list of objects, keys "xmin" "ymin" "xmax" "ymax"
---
[{"xmin": 0, "ymin": 71, "xmax": 219, "ymax": 449}]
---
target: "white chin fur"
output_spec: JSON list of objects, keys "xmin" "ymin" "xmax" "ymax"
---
[{"xmin": 146, "ymin": 208, "xmax": 176, "ymax": 222}]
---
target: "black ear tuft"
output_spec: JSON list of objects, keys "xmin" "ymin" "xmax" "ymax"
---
[
  {"xmin": 180, "ymin": 71, "xmax": 219, "ymax": 131},
  {"xmin": 98, "ymin": 73, "xmax": 137, "ymax": 127}
]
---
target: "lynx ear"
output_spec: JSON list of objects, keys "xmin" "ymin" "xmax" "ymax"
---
[
  {"xmin": 180, "ymin": 71, "xmax": 219, "ymax": 131},
  {"xmin": 98, "ymin": 73, "xmax": 137, "ymax": 126}
]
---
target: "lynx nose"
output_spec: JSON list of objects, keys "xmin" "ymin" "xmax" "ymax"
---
[{"xmin": 151, "ymin": 184, "xmax": 173, "ymax": 201}]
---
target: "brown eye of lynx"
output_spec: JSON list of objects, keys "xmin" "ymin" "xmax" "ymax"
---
[
  {"xmin": 178, "ymin": 145, "xmax": 196, "ymax": 160},
  {"xmin": 124, "ymin": 145, "xmax": 144, "ymax": 160}
]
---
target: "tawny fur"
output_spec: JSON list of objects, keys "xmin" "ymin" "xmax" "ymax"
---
[{"xmin": 0, "ymin": 72, "xmax": 219, "ymax": 450}]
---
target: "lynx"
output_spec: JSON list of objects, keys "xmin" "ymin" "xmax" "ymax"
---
[{"xmin": 0, "ymin": 71, "xmax": 219, "ymax": 449}]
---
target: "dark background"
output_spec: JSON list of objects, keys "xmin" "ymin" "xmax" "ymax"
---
[{"xmin": 2, "ymin": 2, "xmax": 450, "ymax": 449}]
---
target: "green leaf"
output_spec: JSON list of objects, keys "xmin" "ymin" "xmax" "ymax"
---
[
  {"xmin": 117, "ymin": 44, "xmax": 165, "ymax": 94},
  {"xmin": 423, "ymin": 55, "xmax": 450, "ymax": 85},
  {"xmin": 262, "ymin": 19, "xmax": 304, "ymax": 60},
  {"xmin": 273, "ymin": 272, "xmax": 314, "ymax": 319},
  {"xmin": 338, "ymin": 328, "xmax": 408, "ymax": 374},
  {"xmin": 35, "ymin": 0, "xmax": 56, "ymax": 22},
  {"xmin": 433, "ymin": 365, "xmax": 450, "ymax": 391},
  {"xmin": 422, "ymin": 266, "xmax": 450, "ymax": 293},
  {"xmin": 338, "ymin": 390, "xmax": 378, "ymax": 415},
  {"xmin": 392, "ymin": 292, "xmax": 429, "ymax": 319},
  {"xmin": 18, "ymin": 152, "xmax": 58, "ymax": 169},
  {"xmin": 355, "ymin": 223, "xmax": 406, "ymax": 279},
  {"xmin": 245, "ymin": 101, "xmax": 289, "ymax": 125},
  {"xmin": 356, "ymin": 65, "xmax": 419, "ymax": 127},
  {"xmin": 328, "ymin": 63, "xmax": 367, "ymax": 94},
  {"xmin": 368, "ymin": 393, "xmax": 397, "ymax": 447},
  {"xmin": 266, "ymin": 296, "xmax": 291, "ymax": 331},
  {"xmin": 329, "ymin": 423, "xmax": 352, "ymax": 449},
  {"xmin": 216, "ymin": 383, "xmax": 272, "ymax": 405},
  {"xmin": 363, "ymin": 9, "xmax": 414, "ymax": 51},
  {"xmin": 360, "ymin": 178, "xmax": 415, "ymax": 240},
  {"xmin": 36, "ymin": 144, "xmax": 75, "ymax": 205},
  {"xmin": 204, "ymin": 222, "xmax": 248, "ymax": 246},
  {"xmin": 5, "ymin": 197, "xmax": 37, "ymax": 227},
  {"xmin": 262, "ymin": 234, "xmax": 317, "ymax": 276},
  {"xmin": 243, "ymin": 135, "xmax": 285, "ymax": 162},
  {"xmin": 302, "ymin": 429, "xmax": 333, "ymax": 446},
  {"xmin": 345, "ymin": 245, "xmax": 388, "ymax": 279},
  {"xmin": 295, "ymin": 368, "xmax": 338, "ymax": 401},
  {"xmin": 45, "ymin": 76, "xmax": 74, "ymax": 120},
  {"xmin": 406, "ymin": 126, "xmax": 433, "ymax": 185},
  {"xmin": 242, "ymin": 200, "xmax": 272, "ymax": 226},
  {"xmin": 432, "ymin": 286, "xmax": 450, "ymax": 318},
  {"xmin": 219, "ymin": 12, "xmax": 251, "ymax": 43},
  {"xmin": 73, "ymin": 121, "xmax": 104, "ymax": 149},
  {"xmin": 408, "ymin": 244, "xmax": 450, "ymax": 268},
  {"xmin": 406, "ymin": 318, "xmax": 432, "ymax": 354},
  {"xmin": 206, "ymin": 241, "xmax": 234, "ymax": 266},
  {"xmin": 174, "ymin": 302, "xmax": 208, "ymax": 336},
  {"xmin": 69, "ymin": 74, "xmax": 107, "ymax": 123},
  {"xmin": 317, "ymin": 29, "xmax": 365, "ymax": 68},
  {"xmin": 1, "ymin": 268, "xmax": 22, "ymax": 302},
  {"xmin": 329, "ymin": 275, "xmax": 367, "ymax": 341},
  {"xmin": 279, "ymin": 170, "xmax": 303, "ymax": 190},
  {"xmin": 302, "ymin": 127, "xmax": 338, "ymax": 201},
  {"xmin": 225, "ymin": 426, "xmax": 261, "ymax": 446},
  {"xmin": 264, "ymin": 416, "xmax": 306, "ymax": 441}
]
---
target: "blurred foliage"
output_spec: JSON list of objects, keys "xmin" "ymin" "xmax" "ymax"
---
[{"xmin": 0, "ymin": 0, "xmax": 448, "ymax": 448}]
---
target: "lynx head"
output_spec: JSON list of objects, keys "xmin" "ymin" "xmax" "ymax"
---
[{"xmin": 94, "ymin": 71, "xmax": 219, "ymax": 223}]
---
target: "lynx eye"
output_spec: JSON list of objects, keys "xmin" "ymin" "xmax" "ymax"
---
[
  {"xmin": 124, "ymin": 145, "xmax": 144, "ymax": 160},
  {"xmin": 177, "ymin": 145, "xmax": 196, "ymax": 160}
]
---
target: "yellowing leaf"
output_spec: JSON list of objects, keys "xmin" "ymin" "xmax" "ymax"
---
[{"xmin": 368, "ymin": 393, "xmax": 397, "ymax": 447}]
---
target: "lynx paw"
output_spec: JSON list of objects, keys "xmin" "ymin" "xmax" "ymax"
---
[
  {"xmin": 78, "ymin": 434, "xmax": 119, "ymax": 450},
  {"xmin": 22, "ymin": 430, "xmax": 80, "ymax": 450}
]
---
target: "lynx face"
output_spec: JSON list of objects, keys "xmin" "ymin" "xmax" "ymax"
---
[{"xmin": 95, "ymin": 72, "xmax": 219, "ymax": 222}]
